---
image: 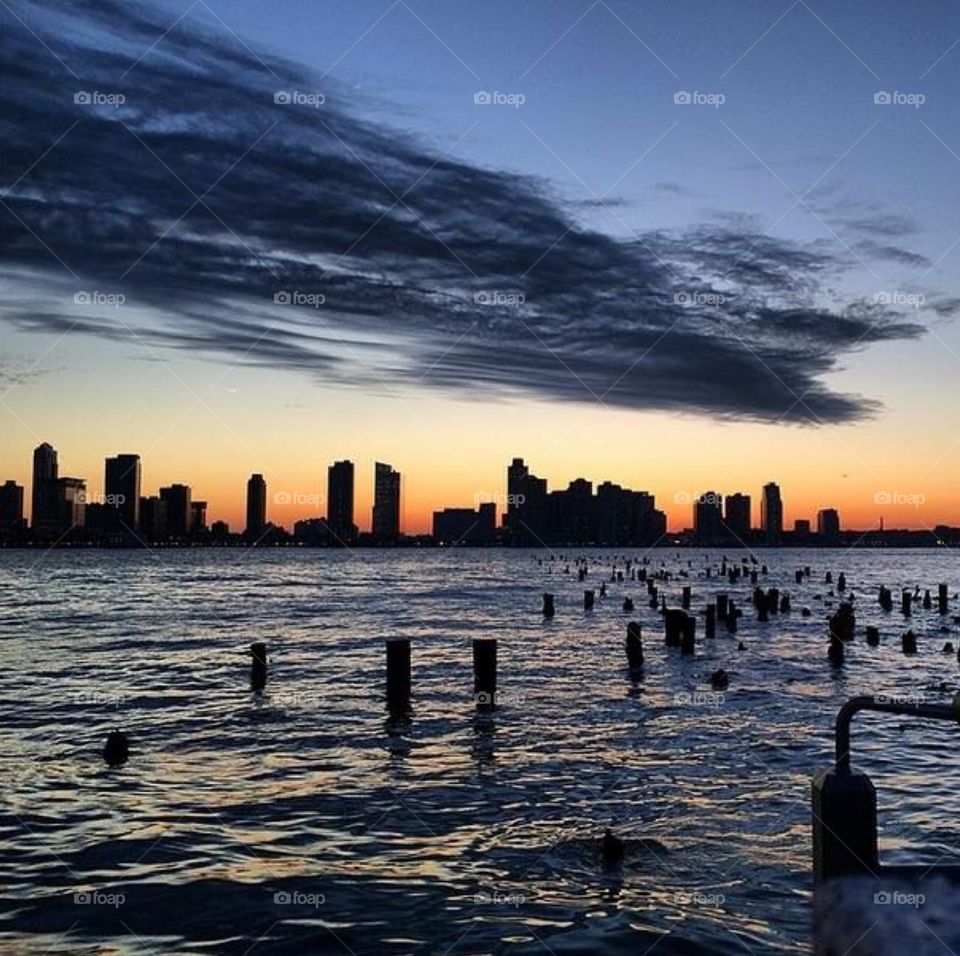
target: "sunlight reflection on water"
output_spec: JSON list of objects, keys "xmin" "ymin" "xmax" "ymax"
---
[{"xmin": 1, "ymin": 547, "xmax": 958, "ymax": 954}]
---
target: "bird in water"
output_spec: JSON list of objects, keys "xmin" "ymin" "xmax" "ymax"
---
[
  {"xmin": 103, "ymin": 730, "xmax": 129, "ymax": 766},
  {"xmin": 601, "ymin": 828, "xmax": 625, "ymax": 869}
]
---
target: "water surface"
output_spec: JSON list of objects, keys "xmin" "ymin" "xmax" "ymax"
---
[{"xmin": 1, "ymin": 547, "xmax": 958, "ymax": 954}]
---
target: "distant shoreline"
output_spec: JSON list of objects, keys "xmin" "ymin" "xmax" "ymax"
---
[{"xmin": 0, "ymin": 538, "xmax": 956, "ymax": 551}]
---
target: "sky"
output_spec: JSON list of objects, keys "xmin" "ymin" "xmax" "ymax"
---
[{"xmin": 2, "ymin": 0, "xmax": 959, "ymax": 533}]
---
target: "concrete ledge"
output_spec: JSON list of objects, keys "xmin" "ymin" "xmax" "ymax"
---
[{"xmin": 814, "ymin": 875, "xmax": 960, "ymax": 955}]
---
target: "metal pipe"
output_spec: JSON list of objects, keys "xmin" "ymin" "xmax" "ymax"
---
[{"xmin": 835, "ymin": 695, "xmax": 960, "ymax": 773}]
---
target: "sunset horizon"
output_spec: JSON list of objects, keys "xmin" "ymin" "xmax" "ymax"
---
[{"xmin": 3, "ymin": 1, "xmax": 960, "ymax": 954}]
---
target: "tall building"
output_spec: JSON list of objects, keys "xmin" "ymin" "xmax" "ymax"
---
[
  {"xmin": 693, "ymin": 491, "xmax": 723, "ymax": 544},
  {"xmin": 57, "ymin": 477, "xmax": 86, "ymax": 531},
  {"xmin": 724, "ymin": 493, "xmax": 751, "ymax": 541},
  {"xmin": 507, "ymin": 458, "xmax": 548, "ymax": 544},
  {"xmin": 159, "ymin": 484, "xmax": 192, "ymax": 537},
  {"xmin": 761, "ymin": 482, "xmax": 783, "ymax": 544},
  {"xmin": 140, "ymin": 496, "xmax": 168, "ymax": 540},
  {"xmin": 372, "ymin": 462, "xmax": 401, "ymax": 542},
  {"xmin": 0, "ymin": 480, "xmax": 25, "ymax": 530},
  {"xmin": 817, "ymin": 508, "xmax": 841, "ymax": 540},
  {"xmin": 327, "ymin": 460, "xmax": 356, "ymax": 542},
  {"xmin": 191, "ymin": 500, "xmax": 207, "ymax": 534},
  {"xmin": 506, "ymin": 458, "xmax": 529, "ymax": 531},
  {"xmin": 632, "ymin": 491, "xmax": 665, "ymax": 546},
  {"xmin": 432, "ymin": 502, "xmax": 496, "ymax": 545},
  {"xmin": 31, "ymin": 442, "xmax": 59, "ymax": 530},
  {"xmin": 246, "ymin": 474, "xmax": 267, "ymax": 538},
  {"xmin": 104, "ymin": 454, "xmax": 141, "ymax": 530}
]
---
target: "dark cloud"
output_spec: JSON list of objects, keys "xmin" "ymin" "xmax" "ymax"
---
[
  {"xmin": 853, "ymin": 240, "xmax": 930, "ymax": 268},
  {"xmin": 0, "ymin": 0, "xmax": 928, "ymax": 423}
]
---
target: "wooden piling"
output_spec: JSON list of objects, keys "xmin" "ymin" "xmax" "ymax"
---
[
  {"xmin": 473, "ymin": 638, "xmax": 497, "ymax": 708},
  {"xmin": 250, "ymin": 642, "xmax": 268, "ymax": 693},
  {"xmin": 626, "ymin": 621, "xmax": 643, "ymax": 673},
  {"xmin": 386, "ymin": 638, "xmax": 411, "ymax": 714}
]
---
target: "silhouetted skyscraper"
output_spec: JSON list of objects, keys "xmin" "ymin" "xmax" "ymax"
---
[
  {"xmin": 31, "ymin": 442, "xmax": 58, "ymax": 529},
  {"xmin": 191, "ymin": 500, "xmax": 207, "ymax": 534},
  {"xmin": 506, "ymin": 458, "xmax": 529, "ymax": 531},
  {"xmin": 160, "ymin": 484, "xmax": 192, "ymax": 537},
  {"xmin": 57, "ymin": 477, "xmax": 86, "ymax": 530},
  {"xmin": 724, "ymin": 493, "xmax": 751, "ymax": 541},
  {"xmin": 104, "ymin": 454, "xmax": 141, "ymax": 530},
  {"xmin": 246, "ymin": 473, "xmax": 267, "ymax": 538},
  {"xmin": 432, "ymin": 502, "xmax": 495, "ymax": 544},
  {"xmin": 817, "ymin": 508, "xmax": 841, "ymax": 540},
  {"xmin": 140, "ymin": 495, "xmax": 168, "ymax": 540},
  {"xmin": 327, "ymin": 460, "xmax": 355, "ymax": 542},
  {"xmin": 694, "ymin": 491, "xmax": 723, "ymax": 544},
  {"xmin": 372, "ymin": 462, "xmax": 400, "ymax": 542},
  {"xmin": 761, "ymin": 482, "xmax": 783, "ymax": 544},
  {"xmin": 0, "ymin": 480, "xmax": 25, "ymax": 530}
]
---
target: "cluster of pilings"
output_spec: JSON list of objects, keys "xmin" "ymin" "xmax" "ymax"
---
[{"xmin": 98, "ymin": 554, "xmax": 957, "ymax": 764}]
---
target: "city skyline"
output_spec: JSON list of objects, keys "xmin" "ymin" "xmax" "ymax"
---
[
  {"xmin": 3, "ymin": 0, "xmax": 960, "ymax": 543},
  {"xmin": 1, "ymin": 440, "xmax": 954, "ymax": 541}
]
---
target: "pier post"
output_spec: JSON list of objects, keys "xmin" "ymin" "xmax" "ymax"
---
[
  {"xmin": 626, "ymin": 621, "xmax": 643, "ymax": 673},
  {"xmin": 680, "ymin": 614, "xmax": 696, "ymax": 655},
  {"xmin": 473, "ymin": 638, "xmax": 497, "ymax": 708},
  {"xmin": 665, "ymin": 608, "xmax": 684, "ymax": 647},
  {"xmin": 542, "ymin": 593, "xmax": 555, "ymax": 617},
  {"xmin": 386, "ymin": 638, "xmax": 411, "ymax": 715},
  {"xmin": 250, "ymin": 642, "xmax": 268, "ymax": 693},
  {"xmin": 812, "ymin": 767, "xmax": 877, "ymax": 883}
]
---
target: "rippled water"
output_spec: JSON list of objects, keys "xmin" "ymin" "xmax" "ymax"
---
[{"xmin": 1, "ymin": 547, "xmax": 959, "ymax": 954}]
